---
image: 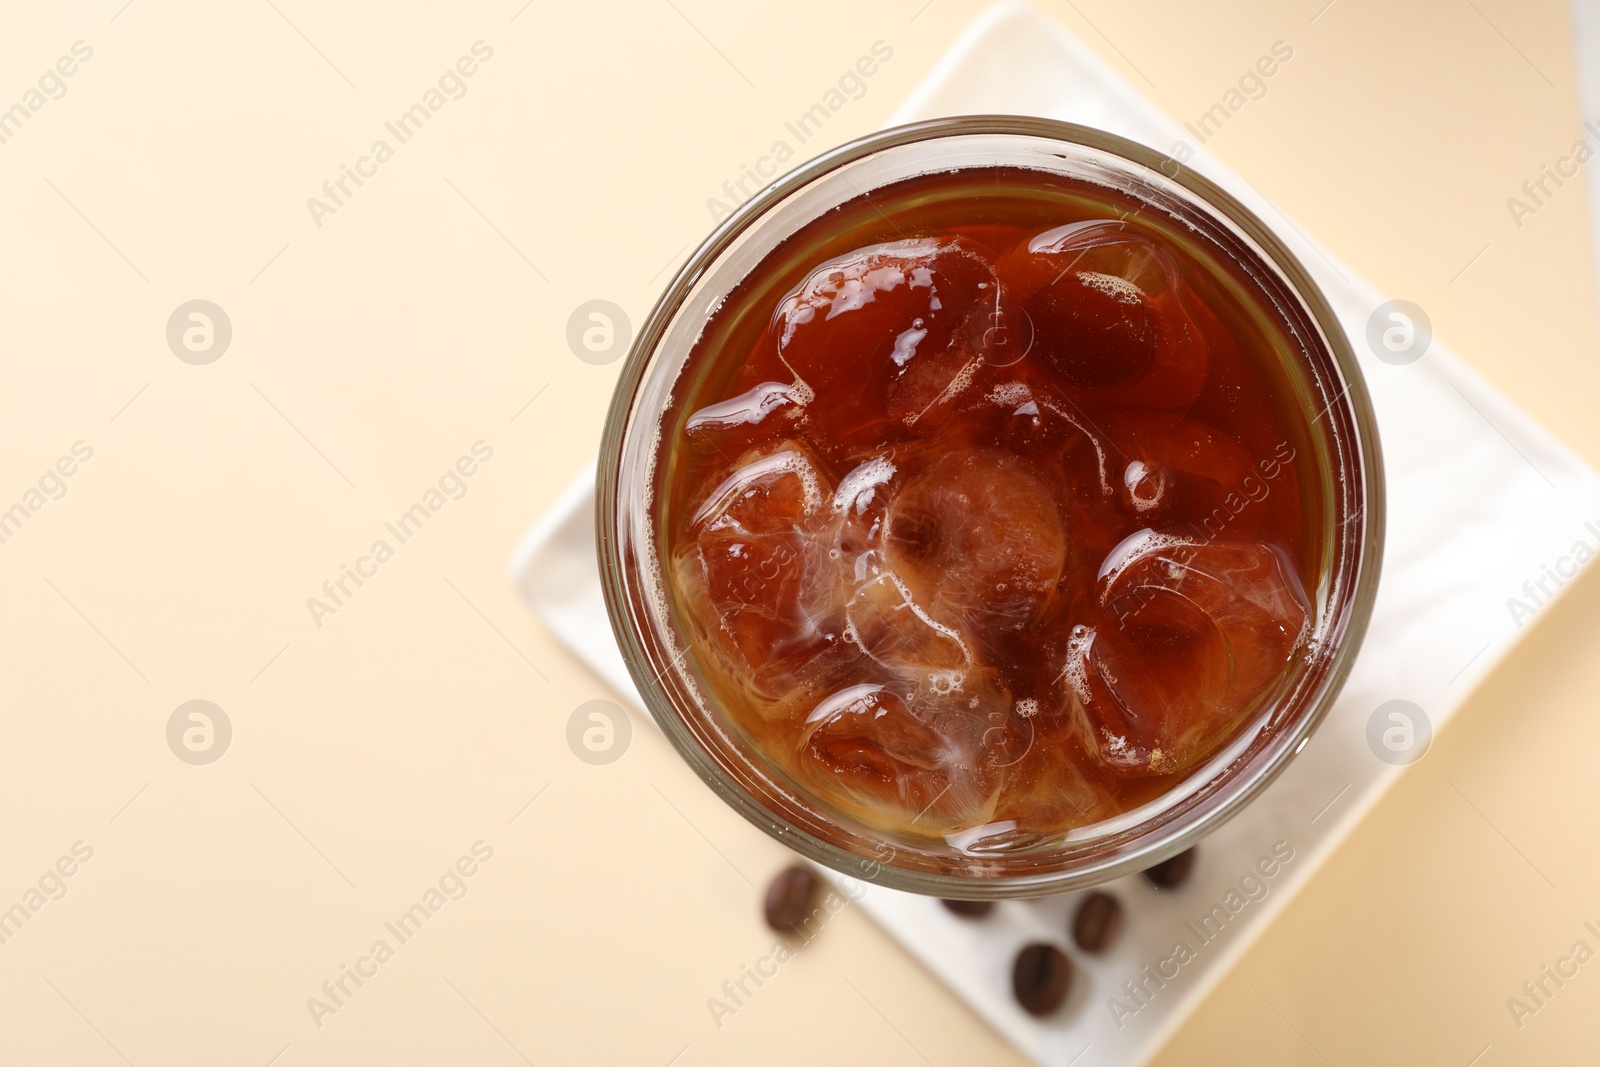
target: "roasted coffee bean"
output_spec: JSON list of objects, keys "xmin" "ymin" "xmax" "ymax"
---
[
  {"xmin": 1011, "ymin": 942, "xmax": 1073, "ymax": 1016},
  {"xmin": 941, "ymin": 898, "xmax": 994, "ymax": 919},
  {"xmin": 1144, "ymin": 847, "xmax": 1197, "ymax": 890},
  {"xmin": 764, "ymin": 864, "xmax": 820, "ymax": 933},
  {"xmin": 1071, "ymin": 891, "xmax": 1123, "ymax": 953}
]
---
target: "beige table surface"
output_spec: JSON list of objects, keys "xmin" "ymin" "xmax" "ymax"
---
[{"xmin": 2, "ymin": 1, "xmax": 1597, "ymax": 1064}]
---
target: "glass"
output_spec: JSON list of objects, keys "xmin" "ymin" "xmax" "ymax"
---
[{"xmin": 596, "ymin": 117, "xmax": 1383, "ymax": 897}]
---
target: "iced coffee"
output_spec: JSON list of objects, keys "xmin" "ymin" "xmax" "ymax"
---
[{"xmin": 655, "ymin": 165, "xmax": 1329, "ymax": 850}]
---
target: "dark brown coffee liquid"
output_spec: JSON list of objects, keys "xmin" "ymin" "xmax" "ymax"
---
[{"xmin": 656, "ymin": 166, "xmax": 1326, "ymax": 848}]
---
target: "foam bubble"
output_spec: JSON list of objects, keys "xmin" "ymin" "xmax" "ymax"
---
[
  {"xmin": 1077, "ymin": 269, "xmax": 1144, "ymax": 304},
  {"xmin": 833, "ymin": 455, "xmax": 897, "ymax": 515},
  {"xmin": 1096, "ymin": 528, "xmax": 1194, "ymax": 588}
]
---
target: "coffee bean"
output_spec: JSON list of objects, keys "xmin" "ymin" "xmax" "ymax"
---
[
  {"xmin": 1071, "ymin": 891, "xmax": 1123, "ymax": 954},
  {"xmin": 1144, "ymin": 846, "xmax": 1197, "ymax": 889},
  {"xmin": 1011, "ymin": 942, "xmax": 1073, "ymax": 1016},
  {"xmin": 941, "ymin": 898, "xmax": 994, "ymax": 919},
  {"xmin": 764, "ymin": 864, "xmax": 821, "ymax": 933}
]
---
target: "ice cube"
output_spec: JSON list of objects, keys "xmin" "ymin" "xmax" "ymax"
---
[
  {"xmin": 1065, "ymin": 533, "xmax": 1311, "ymax": 776},
  {"xmin": 883, "ymin": 449, "xmax": 1067, "ymax": 634},
  {"xmin": 883, "ymin": 268, "xmax": 1032, "ymax": 429},
  {"xmin": 774, "ymin": 237, "xmax": 995, "ymax": 387},
  {"xmin": 684, "ymin": 380, "xmax": 805, "ymax": 456},
  {"xmin": 997, "ymin": 221, "xmax": 1207, "ymax": 410},
  {"xmin": 846, "ymin": 569, "xmax": 973, "ymax": 681},
  {"xmin": 676, "ymin": 441, "xmax": 856, "ymax": 707},
  {"xmin": 826, "ymin": 453, "xmax": 978, "ymax": 693},
  {"xmin": 690, "ymin": 442, "xmax": 826, "ymax": 532},
  {"xmin": 771, "ymin": 238, "xmax": 996, "ymax": 457},
  {"xmin": 797, "ymin": 680, "xmax": 1002, "ymax": 830},
  {"xmin": 986, "ymin": 382, "xmax": 1115, "ymax": 499},
  {"xmin": 990, "ymin": 722, "xmax": 1119, "ymax": 833},
  {"xmin": 885, "ymin": 338, "xmax": 987, "ymax": 428}
]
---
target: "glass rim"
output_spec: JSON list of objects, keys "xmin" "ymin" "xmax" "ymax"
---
[{"xmin": 596, "ymin": 115, "xmax": 1386, "ymax": 898}]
